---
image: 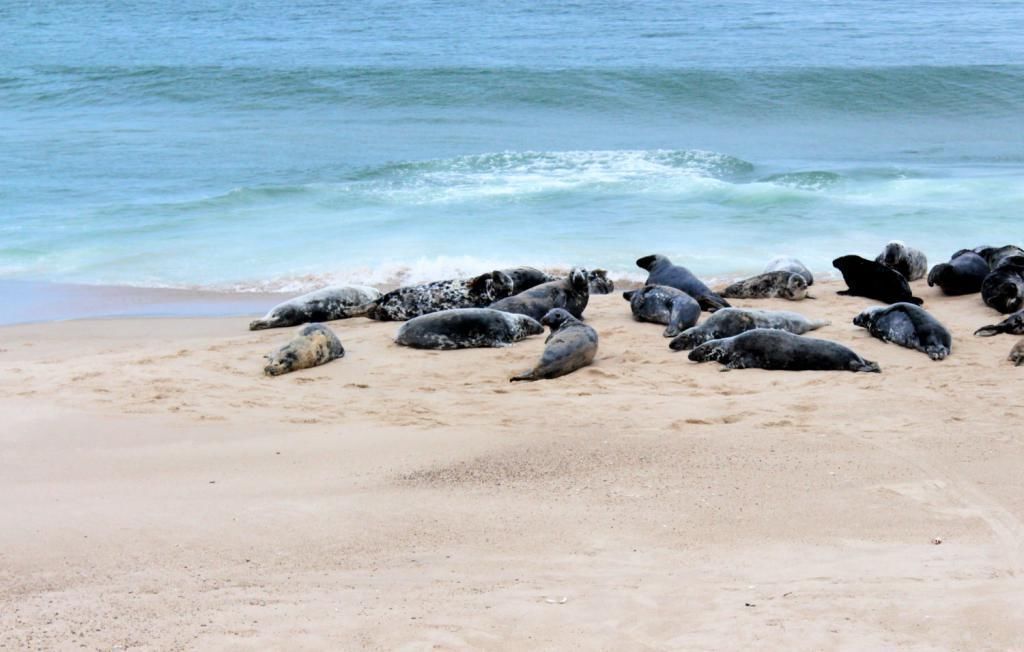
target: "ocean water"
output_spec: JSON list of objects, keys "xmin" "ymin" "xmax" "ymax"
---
[{"xmin": 2, "ymin": 0, "xmax": 1024, "ymax": 292}]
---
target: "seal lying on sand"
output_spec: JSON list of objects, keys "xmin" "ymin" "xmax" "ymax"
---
[
  {"xmin": 974, "ymin": 309, "xmax": 1024, "ymax": 337},
  {"xmin": 669, "ymin": 308, "xmax": 829, "ymax": 350},
  {"xmin": 833, "ymin": 255, "xmax": 923, "ymax": 305},
  {"xmin": 623, "ymin": 285, "xmax": 701, "ymax": 337},
  {"xmin": 489, "ymin": 267, "xmax": 590, "ymax": 321},
  {"xmin": 636, "ymin": 254, "xmax": 730, "ymax": 311},
  {"xmin": 263, "ymin": 324, "xmax": 345, "ymax": 376},
  {"xmin": 367, "ymin": 271, "xmax": 514, "ymax": 321},
  {"xmin": 511, "ymin": 309, "xmax": 598, "ymax": 381},
  {"xmin": 1009, "ymin": 339, "xmax": 1024, "ymax": 366},
  {"xmin": 394, "ymin": 308, "xmax": 543, "ymax": 350},
  {"xmin": 688, "ymin": 329, "xmax": 880, "ymax": 372},
  {"xmin": 587, "ymin": 269, "xmax": 614, "ymax": 294},
  {"xmin": 249, "ymin": 285, "xmax": 381, "ymax": 330},
  {"xmin": 927, "ymin": 250, "xmax": 989, "ymax": 295},
  {"xmin": 982, "ymin": 261, "xmax": 1024, "ymax": 314},
  {"xmin": 763, "ymin": 257, "xmax": 813, "ymax": 286},
  {"xmin": 976, "ymin": 245, "xmax": 1024, "ymax": 270},
  {"xmin": 853, "ymin": 302, "xmax": 952, "ymax": 360},
  {"xmin": 500, "ymin": 267, "xmax": 556, "ymax": 294},
  {"xmin": 875, "ymin": 241, "xmax": 928, "ymax": 281},
  {"xmin": 721, "ymin": 271, "xmax": 810, "ymax": 301}
]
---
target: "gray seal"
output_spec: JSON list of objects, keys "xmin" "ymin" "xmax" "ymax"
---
[
  {"xmin": 669, "ymin": 308, "xmax": 830, "ymax": 351},
  {"xmin": 623, "ymin": 285, "xmax": 700, "ymax": 337},
  {"xmin": 974, "ymin": 309, "xmax": 1024, "ymax": 337},
  {"xmin": 263, "ymin": 324, "xmax": 345, "ymax": 376},
  {"xmin": 249, "ymin": 285, "xmax": 382, "ymax": 330},
  {"xmin": 853, "ymin": 302, "xmax": 952, "ymax": 360},
  {"xmin": 489, "ymin": 267, "xmax": 590, "ymax": 321},
  {"xmin": 395, "ymin": 308, "xmax": 543, "ymax": 350},
  {"xmin": 1009, "ymin": 339, "xmax": 1024, "ymax": 366},
  {"xmin": 763, "ymin": 257, "xmax": 813, "ymax": 286},
  {"xmin": 981, "ymin": 261, "xmax": 1024, "ymax": 314},
  {"xmin": 500, "ymin": 267, "xmax": 557, "ymax": 294},
  {"xmin": 511, "ymin": 309, "xmax": 598, "ymax": 381},
  {"xmin": 833, "ymin": 255, "xmax": 923, "ymax": 305},
  {"xmin": 688, "ymin": 329, "xmax": 880, "ymax": 373},
  {"xmin": 587, "ymin": 269, "xmax": 614, "ymax": 294},
  {"xmin": 927, "ymin": 250, "xmax": 989, "ymax": 295},
  {"xmin": 721, "ymin": 271, "xmax": 810, "ymax": 301},
  {"xmin": 975, "ymin": 245, "xmax": 1024, "ymax": 270},
  {"xmin": 366, "ymin": 270, "xmax": 514, "ymax": 321},
  {"xmin": 875, "ymin": 241, "xmax": 928, "ymax": 281},
  {"xmin": 636, "ymin": 254, "xmax": 730, "ymax": 311}
]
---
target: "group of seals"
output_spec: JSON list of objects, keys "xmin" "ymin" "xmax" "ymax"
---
[
  {"xmin": 623, "ymin": 285, "xmax": 700, "ymax": 337},
  {"xmin": 688, "ymin": 329, "xmax": 880, "ymax": 373},
  {"xmin": 263, "ymin": 324, "xmax": 345, "ymax": 376},
  {"xmin": 489, "ymin": 267, "xmax": 590, "ymax": 321},
  {"xmin": 668, "ymin": 308, "xmax": 830, "ymax": 351},
  {"xmin": 511, "ymin": 309, "xmax": 598, "ymax": 381},
  {"xmin": 395, "ymin": 309, "xmax": 543, "ymax": 350},
  {"xmin": 636, "ymin": 255, "xmax": 730, "ymax": 311},
  {"xmin": 853, "ymin": 302, "xmax": 952, "ymax": 360}
]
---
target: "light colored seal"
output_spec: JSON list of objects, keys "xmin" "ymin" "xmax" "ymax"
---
[
  {"xmin": 489, "ymin": 267, "xmax": 590, "ymax": 321},
  {"xmin": 721, "ymin": 271, "xmax": 810, "ymax": 301},
  {"xmin": 263, "ymin": 323, "xmax": 345, "ymax": 376},
  {"xmin": 367, "ymin": 270, "xmax": 514, "ymax": 321},
  {"xmin": 510, "ymin": 308, "xmax": 598, "ymax": 382},
  {"xmin": 853, "ymin": 302, "xmax": 952, "ymax": 360},
  {"xmin": 636, "ymin": 254, "xmax": 730, "ymax": 311},
  {"xmin": 763, "ymin": 257, "xmax": 813, "ymax": 286},
  {"xmin": 928, "ymin": 250, "xmax": 989, "ymax": 295},
  {"xmin": 875, "ymin": 241, "xmax": 928, "ymax": 281},
  {"xmin": 833, "ymin": 255, "xmax": 923, "ymax": 305},
  {"xmin": 622, "ymin": 285, "xmax": 700, "ymax": 337},
  {"xmin": 1008, "ymin": 339, "xmax": 1024, "ymax": 366},
  {"xmin": 688, "ymin": 328, "xmax": 880, "ymax": 373},
  {"xmin": 249, "ymin": 285, "xmax": 381, "ymax": 330},
  {"xmin": 394, "ymin": 308, "xmax": 543, "ymax": 350},
  {"xmin": 975, "ymin": 308, "xmax": 1024, "ymax": 337},
  {"xmin": 669, "ymin": 308, "xmax": 830, "ymax": 350}
]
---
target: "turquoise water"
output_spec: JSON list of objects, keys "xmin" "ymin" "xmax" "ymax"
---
[{"xmin": 2, "ymin": 1, "xmax": 1023, "ymax": 291}]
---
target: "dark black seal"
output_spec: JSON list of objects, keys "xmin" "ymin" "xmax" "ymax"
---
[
  {"xmin": 981, "ymin": 261, "xmax": 1024, "ymax": 314},
  {"xmin": 832, "ymin": 255, "xmax": 923, "ymax": 305},
  {"xmin": 927, "ymin": 250, "xmax": 989, "ymax": 296},
  {"xmin": 635, "ymin": 254, "xmax": 730, "ymax": 311}
]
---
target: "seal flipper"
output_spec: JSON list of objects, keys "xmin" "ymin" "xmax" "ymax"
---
[
  {"xmin": 974, "ymin": 324, "xmax": 1003, "ymax": 337},
  {"xmin": 622, "ymin": 290, "xmax": 637, "ymax": 301},
  {"xmin": 510, "ymin": 370, "xmax": 536, "ymax": 382},
  {"xmin": 697, "ymin": 294, "xmax": 731, "ymax": 312}
]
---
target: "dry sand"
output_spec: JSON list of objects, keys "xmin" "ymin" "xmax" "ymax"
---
[{"xmin": 2, "ymin": 280, "xmax": 1024, "ymax": 650}]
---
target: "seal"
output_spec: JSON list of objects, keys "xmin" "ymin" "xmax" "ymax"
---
[
  {"xmin": 853, "ymin": 302, "xmax": 952, "ymax": 360},
  {"xmin": 763, "ymin": 257, "xmax": 813, "ymax": 285},
  {"xmin": 974, "ymin": 308, "xmax": 1024, "ymax": 337},
  {"xmin": 975, "ymin": 245, "xmax": 1024, "ymax": 270},
  {"xmin": 500, "ymin": 267, "xmax": 557, "ymax": 294},
  {"xmin": 587, "ymin": 269, "xmax": 614, "ymax": 294},
  {"xmin": 669, "ymin": 307, "xmax": 829, "ymax": 350},
  {"xmin": 366, "ymin": 270, "xmax": 514, "ymax": 321},
  {"xmin": 1009, "ymin": 339, "xmax": 1024, "ymax": 366},
  {"xmin": 927, "ymin": 250, "xmax": 989, "ymax": 295},
  {"xmin": 636, "ymin": 254, "xmax": 730, "ymax": 311},
  {"xmin": 688, "ymin": 328, "xmax": 880, "ymax": 372},
  {"xmin": 394, "ymin": 308, "xmax": 543, "ymax": 350},
  {"xmin": 263, "ymin": 323, "xmax": 345, "ymax": 376},
  {"xmin": 981, "ymin": 261, "xmax": 1024, "ymax": 314},
  {"xmin": 832, "ymin": 255, "xmax": 923, "ymax": 305},
  {"xmin": 510, "ymin": 308, "xmax": 598, "ymax": 381},
  {"xmin": 489, "ymin": 267, "xmax": 590, "ymax": 321},
  {"xmin": 721, "ymin": 271, "xmax": 810, "ymax": 301},
  {"xmin": 249, "ymin": 285, "xmax": 381, "ymax": 330},
  {"xmin": 875, "ymin": 241, "xmax": 928, "ymax": 281},
  {"xmin": 622, "ymin": 285, "xmax": 701, "ymax": 337}
]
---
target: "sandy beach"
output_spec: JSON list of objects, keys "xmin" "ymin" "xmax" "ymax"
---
[{"xmin": 2, "ymin": 279, "xmax": 1024, "ymax": 650}]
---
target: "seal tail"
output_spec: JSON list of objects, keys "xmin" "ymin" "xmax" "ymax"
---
[
  {"xmin": 854, "ymin": 359, "xmax": 882, "ymax": 373},
  {"xmin": 927, "ymin": 263, "xmax": 948, "ymax": 287},
  {"xmin": 698, "ymin": 294, "xmax": 731, "ymax": 312},
  {"xmin": 510, "ymin": 370, "xmax": 537, "ymax": 382},
  {"xmin": 974, "ymin": 324, "xmax": 1002, "ymax": 337},
  {"xmin": 808, "ymin": 319, "xmax": 831, "ymax": 330}
]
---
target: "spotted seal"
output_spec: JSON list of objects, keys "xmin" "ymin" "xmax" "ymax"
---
[
  {"xmin": 669, "ymin": 308, "xmax": 829, "ymax": 350},
  {"xmin": 721, "ymin": 271, "xmax": 810, "ymax": 301},
  {"xmin": 394, "ymin": 308, "xmax": 543, "ymax": 350},
  {"xmin": 249, "ymin": 285, "xmax": 381, "ymax": 330},
  {"xmin": 636, "ymin": 254, "xmax": 730, "ymax": 311},
  {"xmin": 853, "ymin": 302, "xmax": 952, "ymax": 360},
  {"xmin": 1009, "ymin": 339, "xmax": 1024, "ymax": 366},
  {"xmin": 833, "ymin": 255, "xmax": 923, "ymax": 305},
  {"xmin": 981, "ymin": 260, "xmax": 1024, "ymax": 314},
  {"xmin": 875, "ymin": 241, "xmax": 928, "ymax": 281},
  {"xmin": 974, "ymin": 308, "xmax": 1024, "ymax": 337},
  {"xmin": 489, "ymin": 267, "xmax": 590, "ymax": 321},
  {"xmin": 263, "ymin": 323, "xmax": 345, "ymax": 376},
  {"xmin": 927, "ymin": 250, "xmax": 989, "ymax": 295},
  {"xmin": 623, "ymin": 285, "xmax": 701, "ymax": 337},
  {"xmin": 366, "ymin": 270, "xmax": 514, "ymax": 321},
  {"xmin": 510, "ymin": 309, "xmax": 598, "ymax": 381},
  {"xmin": 763, "ymin": 257, "xmax": 813, "ymax": 286},
  {"xmin": 688, "ymin": 329, "xmax": 880, "ymax": 372}
]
